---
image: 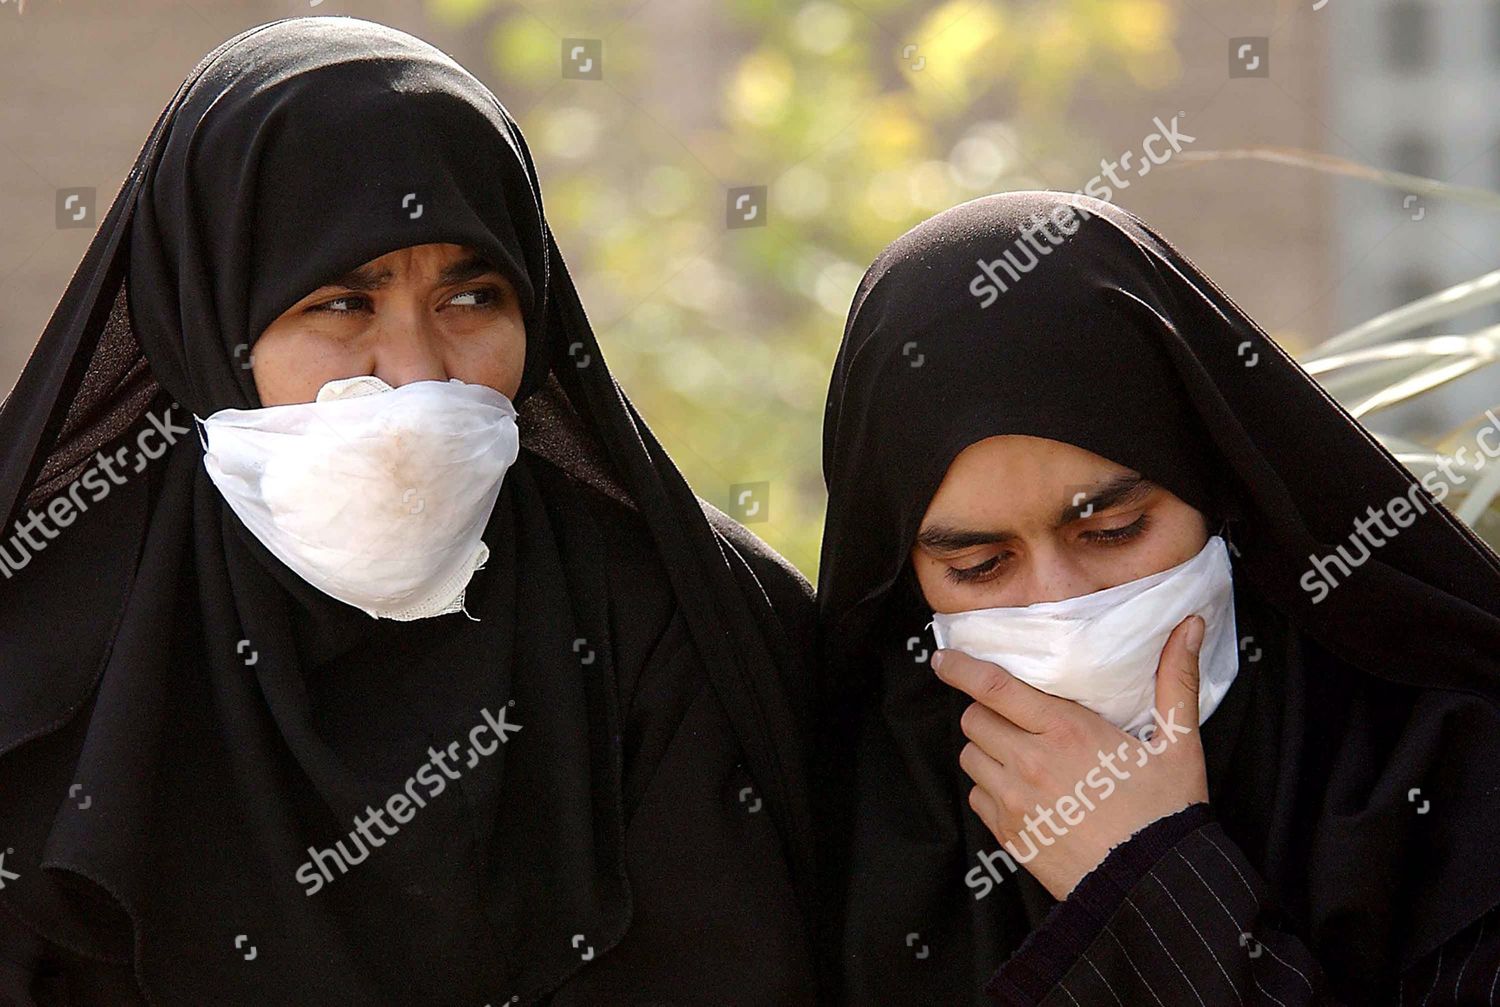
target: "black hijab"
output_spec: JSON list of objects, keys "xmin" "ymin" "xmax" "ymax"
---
[
  {"xmin": 815, "ymin": 191, "xmax": 1500, "ymax": 1003},
  {"xmin": 0, "ymin": 17, "xmax": 814, "ymax": 1004}
]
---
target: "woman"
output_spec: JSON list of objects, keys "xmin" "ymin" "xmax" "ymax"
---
[
  {"xmin": 0, "ymin": 17, "xmax": 820, "ymax": 1005},
  {"xmin": 815, "ymin": 191, "xmax": 1500, "ymax": 1004}
]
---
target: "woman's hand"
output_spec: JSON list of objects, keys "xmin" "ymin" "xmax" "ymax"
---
[{"xmin": 932, "ymin": 614, "xmax": 1209, "ymax": 901}]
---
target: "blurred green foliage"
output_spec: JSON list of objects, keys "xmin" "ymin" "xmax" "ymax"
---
[{"xmin": 427, "ymin": 0, "xmax": 1179, "ymax": 575}]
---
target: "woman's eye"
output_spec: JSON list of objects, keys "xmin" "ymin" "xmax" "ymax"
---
[
  {"xmin": 945, "ymin": 553, "xmax": 1010, "ymax": 585},
  {"xmin": 310, "ymin": 294, "xmax": 371, "ymax": 314},
  {"xmin": 447, "ymin": 287, "xmax": 499, "ymax": 311},
  {"xmin": 1080, "ymin": 512, "xmax": 1150, "ymax": 546},
  {"xmin": 305, "ymin": 288, "xmax": 501, "ymax": 315}
]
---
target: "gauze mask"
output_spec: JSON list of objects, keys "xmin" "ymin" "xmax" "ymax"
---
[
  {"xmin": 930, "ymin": 535, "xmax": 1239, "ymax": 738},
  {"xmin": 196, "ymin": 375, "xmax": 521, "ymax": 621}
]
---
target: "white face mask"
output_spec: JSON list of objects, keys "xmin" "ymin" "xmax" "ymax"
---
[
  {"xmin": 195, "ymin": 375, "xmax": 520, "ymax": 621},
  {"xmin": 929, "ymin": 535, "xmax": 1239, "ymax": 738}
]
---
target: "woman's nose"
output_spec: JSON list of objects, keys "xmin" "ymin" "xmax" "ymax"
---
[
  {"xmin": 370, "ymin": 310, "xmax": 449, "ymax": 388},
  {"xmin": 1023, "ymin": 553, "xmax": 1098, "ymax": 606}
]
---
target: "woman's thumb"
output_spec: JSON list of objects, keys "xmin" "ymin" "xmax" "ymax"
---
[{"xmin": 1154, "ymin": 614, "xmax": 1204, "ymax": 721}]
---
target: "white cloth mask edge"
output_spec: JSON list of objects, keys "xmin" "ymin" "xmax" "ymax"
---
[
  {"xmin": 929, "ymin": 535, "xmax": 1239, "ymax": 738},
  {"xmin": 195, "ymin": 375, "xmax": 520, "ymax": 621}
]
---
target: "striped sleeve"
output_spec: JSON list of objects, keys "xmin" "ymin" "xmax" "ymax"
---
[{"xmin": 982, "ymin": 802, "xmax": 1500, "ymax": 1005}]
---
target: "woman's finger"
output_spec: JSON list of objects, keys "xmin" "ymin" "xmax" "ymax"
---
[
  {"xmin": 1152, "ymin": 614, "xmax": 1203, "ymax": 738},
  {"xmin": 968, "ymin": 785, "xmax": 1005, "ymax": 838},
  {"xmin": 958, "ymin": 740, "xmax": 1009, "ymax": 797},
  {"xmin": 959, "ymin": 700, "xmax": 1029, "ymax": 764},
  {"xmin": 932, "ymin": 649, "xmax": 1059, "ymax": 733}
]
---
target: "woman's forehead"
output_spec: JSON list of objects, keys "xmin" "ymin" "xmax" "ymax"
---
[
  {"xmin": 329, "ymin": 243, "xmax": 492, "ymax": 280},
  {"xmin": 926, "ymin": 435, "xmax": 1143, "ymax": 519}
]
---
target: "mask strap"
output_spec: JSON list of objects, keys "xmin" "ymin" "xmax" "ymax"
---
[
  {"xmin": 191, "ymin": 414, "xmax": 209, "ymax": 453},
  {"xmin": 1217, "ymin": 517, "xmax": 1240, "ymax": 559}
]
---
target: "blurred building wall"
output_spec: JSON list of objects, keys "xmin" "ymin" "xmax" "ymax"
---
[
  {"xmin": 1329, "ymin": 0, "xmax": 1500, "ymax": 435},
  {"xmin": 1071, "ymin": 2, "xmax": 1334, "ymax": 357}
]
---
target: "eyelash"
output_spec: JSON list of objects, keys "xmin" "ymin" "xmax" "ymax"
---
[
  {"xmin": 943, "ymin": 513, "xmax": 1152, "ymax": 585},
  {"xmin": 1083, "ymin": 512, "xmax": 1150, "ymax": 545},
  {"xmin": 309, "ymin": 287, "xmax": 501, "ymax": 315},
  {"xmin": 946, "ymin": 552, "xmax": 1011, "ymax": 585}
]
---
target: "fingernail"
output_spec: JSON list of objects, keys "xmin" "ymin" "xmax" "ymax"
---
[
  {"xmin": 1185, "ymin": 616, "xmax": 1205, "ymax": 655},
  {"xmin": 931, "ymin": 650, "xmax": 945, "ymax": 671}
]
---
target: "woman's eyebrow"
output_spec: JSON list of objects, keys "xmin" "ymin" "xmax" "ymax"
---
[
  {"xmin": 437, "ymin": 254, "xmax": 500, "ymax": 287},
  {"xmin": 915, "ymin": 475, "xmax": 1151, "ymax": 553},
  {"xmin": 915, "ymin": 525, "xmax": 1019, "ymax": 553},
  {"xmin": 322, "ymin": 263, "xmax": 393, "ymax": 292},
  {"xmin": 1057, "ymin": 473, "xmax": 1151, "ymax": 525}
]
